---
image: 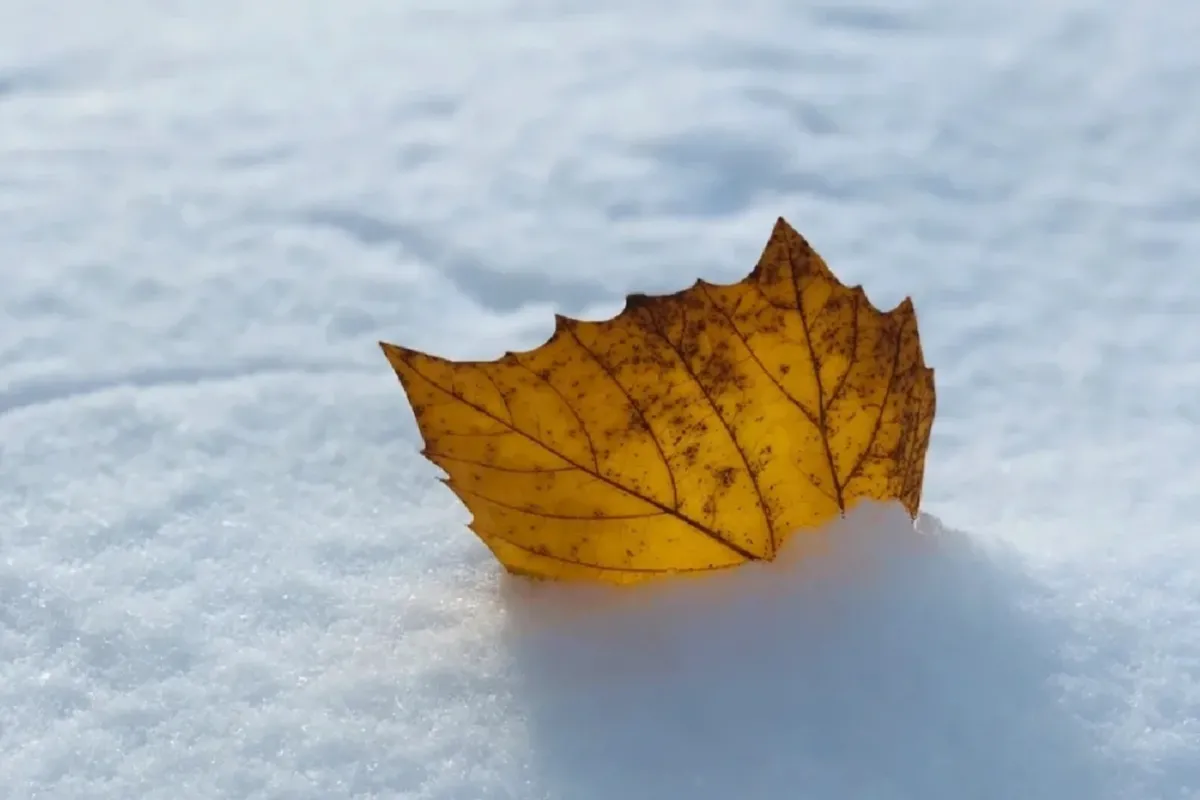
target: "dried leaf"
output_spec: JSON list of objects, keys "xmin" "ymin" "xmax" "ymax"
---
[{"xmin": 381, "ymin": 218, "xmax": 936, "ymax": 583}]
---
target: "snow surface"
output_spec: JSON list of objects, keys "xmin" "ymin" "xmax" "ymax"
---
[{"xmin": 3, "ymin": 0, "xmax": 1200, "ymax": 797}]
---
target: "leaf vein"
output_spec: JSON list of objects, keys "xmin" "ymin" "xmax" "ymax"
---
[
  {"xmin": 514, "ymin": 359, "xmax": 600, "ymax": 472},
  {"xmin": 843, "ymin": 313, "xmax": 908, "ymax": 489},
  {"xmin": 426, "ymin": 451, "xmax": 576, "ymax": 474},
  {"xmin": 826, "ymin": 292, "xmax": 860, "ymax": 408},
  {"xmin": 700, "ymin": 284, "xmax": 838, "ymax": 509},
  {"xmin": 564, "ymin": 325, "xmax": 679, "ymax": 510},
  {"xmin": 480, "ymin": 368, "xmax": 514, "ymax": 425},
  {"xmin": 483, "ymin": 531, "xmax": 740, "ymax": 575},
  {"xmin": 438, "ymin": 428, "xmax": 518, "ymax": 439},
  {"xmin": 457, "ymin": 485, "xmax": 666, "ymax": 521},
  {"xmin": 402, "ymin": 353, "xmax": 758, "ymax": 560},
  {"xmin": 785, "ymin": 236, "xmax": 846, "ymax": 510},
  {"xmin": 642, "ymin": 304, "xmax": 775, "ymax": 552}
]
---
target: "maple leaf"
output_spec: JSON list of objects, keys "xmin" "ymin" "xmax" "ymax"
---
[{"xmin": 380, "ymin": 218, "xmax": 936, "ymax": 583}]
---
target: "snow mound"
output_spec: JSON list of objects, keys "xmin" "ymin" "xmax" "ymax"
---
[{"xmin": 501, "ymin": 503, "xmax": 1109, "ymax": 800}]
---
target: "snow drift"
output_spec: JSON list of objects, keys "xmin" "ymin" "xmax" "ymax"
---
[{"xmin": 500, "ymin": 503, "xmax": 1111, "ymax": 799}]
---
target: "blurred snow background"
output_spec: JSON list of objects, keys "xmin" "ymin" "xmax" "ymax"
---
[{"xmin": 2, "ymin": 0, "xmax": 1199, "ymax": 797}]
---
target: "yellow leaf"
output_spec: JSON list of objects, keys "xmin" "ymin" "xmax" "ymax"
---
[{"xmin": 380, "ymin": 218, "xmax": 936, "ymax": 584}]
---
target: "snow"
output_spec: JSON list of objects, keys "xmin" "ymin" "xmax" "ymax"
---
[{"xmin": 2, "ymin": 0, "xmax": 1199, "ymax": 797}]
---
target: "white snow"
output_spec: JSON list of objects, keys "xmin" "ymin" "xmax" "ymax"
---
[{"xmin": 3, "ymin": 0, "xmax": 1199, "ymax": 798}]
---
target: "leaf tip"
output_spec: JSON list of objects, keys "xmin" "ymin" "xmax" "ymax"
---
[
  {"xmin": 880, "ymin": 294, "xmax": 918, "ymax": 323},
  {"xmin": 378, "ymin": 339, "xmax": 413, "ymax": 373}
]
